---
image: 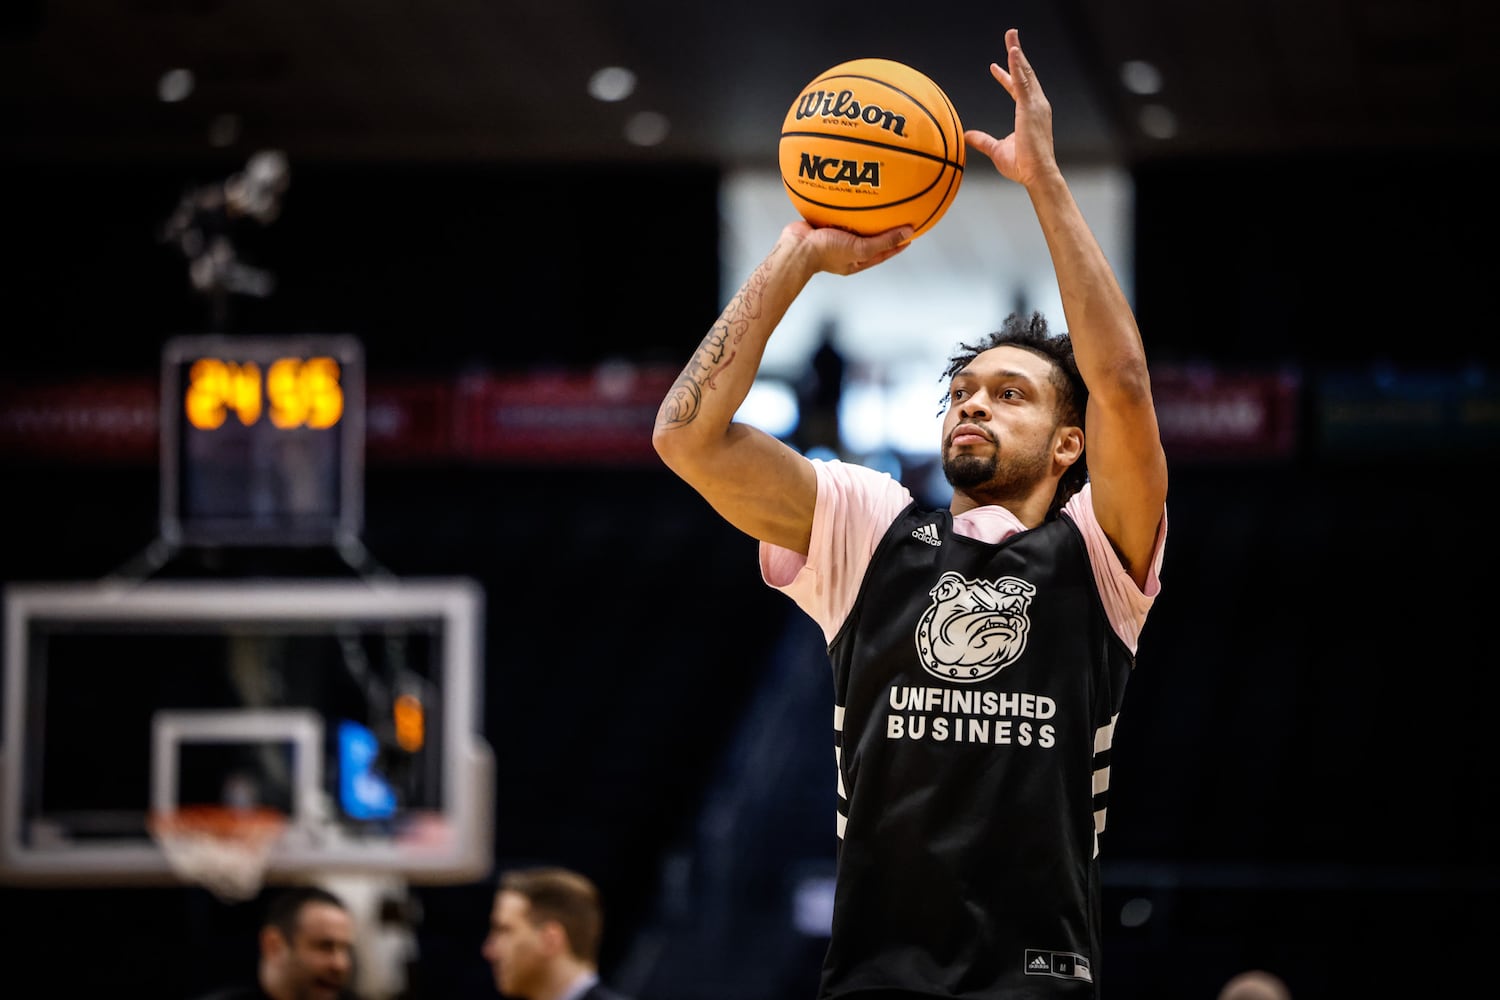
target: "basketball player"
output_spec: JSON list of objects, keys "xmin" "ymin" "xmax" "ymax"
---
[
  {"xmin": 653, "ymin": 27, "xmax": 1168, "ymax": 1000},
  {"xmin": 481, "ymin": 866, "xmax": 634, "ymax": 1000}
]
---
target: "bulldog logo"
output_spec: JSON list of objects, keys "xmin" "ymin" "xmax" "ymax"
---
[{"xmin": 914, "ymin": 571, "xmax": 1036, "ymax": 683}]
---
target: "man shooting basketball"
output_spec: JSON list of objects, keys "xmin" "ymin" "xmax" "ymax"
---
[{"xmin": 654, "ymin": 27, "xmax": 1168, "ymax": 1000}]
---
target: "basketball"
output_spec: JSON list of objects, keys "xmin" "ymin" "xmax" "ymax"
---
[{"xmin": 779, "ymin": 58, "xmax": 965, "ymax": 240}]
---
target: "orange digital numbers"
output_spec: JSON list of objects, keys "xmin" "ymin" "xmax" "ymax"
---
[
  {"xmin": 184, "ymin": 356, "xmax": 343, "ymax": 431},
  {"xmin": 267, "ymin": 356, "xmax": 344, "ymax": 430},
  {"xmin": 184, "ymin": 359, "xmax": 261, "ymax": 430}
]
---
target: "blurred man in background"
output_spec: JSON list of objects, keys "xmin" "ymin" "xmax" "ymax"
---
[
  {"xmin": 193, "ymin": 885, "xmax": 356, "ymax": 1000},
  {"xmin": 1219, "ymin": 969, "xmax": 1293, "ymax": 1000},
  {"xmin": 482, "ymin": 866, "xmax": 633, "ymax": 1000}
]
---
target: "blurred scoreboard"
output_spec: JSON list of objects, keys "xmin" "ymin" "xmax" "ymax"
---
[{"xmin": 160, "ymin": 334, "xmax": 365, "ymax": 547}]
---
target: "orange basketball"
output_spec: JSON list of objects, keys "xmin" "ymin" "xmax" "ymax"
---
[{"xmin": 779, "ymin": 58, "xmax": 965, "ymax": 240}]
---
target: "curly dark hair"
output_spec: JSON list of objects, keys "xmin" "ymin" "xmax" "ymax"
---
[{"xmin": 938, "ymin": 311, "xmax": 1088, "ymax": 518}]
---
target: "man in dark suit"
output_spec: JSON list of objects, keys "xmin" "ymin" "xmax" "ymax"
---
[{"xmin": 481, "ymin": 866, "xmax": 633, "ymax": 1000}]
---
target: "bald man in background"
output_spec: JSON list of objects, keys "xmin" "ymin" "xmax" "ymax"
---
[{"xmin": 1218, "ymin": 968, "xmax": 1292, "ymax": 1000}]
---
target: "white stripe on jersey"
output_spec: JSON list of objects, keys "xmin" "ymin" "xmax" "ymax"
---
[
  {"xmin": 1092, "ymin": 713, "xmax": 1119, "ymax": 856},
  {"xmin": 834, "ymin": 703, "xmax": 849, "ymax": 837},
  {"xmin": 1093, "ymin": 713, "xmax": 1118, "ymax": 754}
]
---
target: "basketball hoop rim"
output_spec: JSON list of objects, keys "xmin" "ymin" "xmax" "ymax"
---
[
  {"xmin": 147, "ymin": 804, "xmax": 289, "ymax": 838},
  {"xmin": 147, "ymin": 805, "xmax": 290, "ymax": 902}
]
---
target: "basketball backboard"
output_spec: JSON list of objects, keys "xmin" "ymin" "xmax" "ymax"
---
[{"xmin": 0, "ymin": 577, "xmax": 493, "ymax": 887}]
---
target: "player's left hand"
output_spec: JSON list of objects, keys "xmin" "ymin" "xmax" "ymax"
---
[{"xmin": 965, "ymin": 27, "xmax": 1059, "ymax": 189}]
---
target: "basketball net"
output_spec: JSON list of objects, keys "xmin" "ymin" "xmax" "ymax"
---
[{"xmin": 148, "ymin": 805, "xmax": 287, "ymax": 902}]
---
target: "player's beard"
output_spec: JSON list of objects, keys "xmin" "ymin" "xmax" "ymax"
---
[{"xmin": 943, "ymin": 443, "xmax": 1049, "ymax": 497}]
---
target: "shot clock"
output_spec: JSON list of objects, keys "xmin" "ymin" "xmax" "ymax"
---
[{"xmin": 159, "ymin": 334, "xmax": 364, "ymax": 547}]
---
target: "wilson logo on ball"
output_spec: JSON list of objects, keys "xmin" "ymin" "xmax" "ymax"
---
[
  {"xmin": 779, "ymin": 57, "xmax": 964, "ymax": 240},
  {"xmin": 791, "ymin": 89, "xmax": 908, "ymax": 137},
  {"xmin": 798, "ymin": 153, "xmax": 881, "ymax": 187}
]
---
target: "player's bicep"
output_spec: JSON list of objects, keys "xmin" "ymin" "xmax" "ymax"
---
[
  {"xmin": 673, "ymin": 422, "xmax": 818, "ymax": 554},
  {"xmin": 1083, "ymin": 394, "xmax": 1167, "ymax": 586}
]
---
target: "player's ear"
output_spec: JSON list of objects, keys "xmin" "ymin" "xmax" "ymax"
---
[{"xmin": 1054, "ymin": 425, "xmax": 1084, "ymax": 468}]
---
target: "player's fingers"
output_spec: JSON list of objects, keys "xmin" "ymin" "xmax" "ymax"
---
[
  {"xmin": 873, "ymin": 225, "xmax": 915, "ymax": 251},
  {"xmin": 965, "ymin": 129, "xmax": 999, "ymax": 156},
  {"xmin": 845, "ymin": 226, "xmax": 913, "ymax": 273},
  {"xmin": 843, "ymin": 225, "xmax": 912, "ymax": 254},
  {"xmin": 989, "ymin": 61, "xmax": 1013, "ymax": 97},
  {"xmin": 849, "ymin": 242, "xmax": 910, "ymax": 274},
  {"xmin": 1008, "ymin": 35, "xmax": 1045, "ymax": 103}
]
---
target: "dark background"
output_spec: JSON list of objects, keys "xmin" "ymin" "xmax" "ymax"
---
[
  {"xmin": 3, "ymin": 148, "xmax": 1497, "ymax": 1000},
  {"xmin": 4, "ymin": 2, "xmax": 1500, "ymax": 998}
]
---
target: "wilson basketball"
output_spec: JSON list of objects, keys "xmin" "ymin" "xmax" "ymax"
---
[{"xmin": 779, "ymin": 58, "xmax": 965, "ymax": 240}]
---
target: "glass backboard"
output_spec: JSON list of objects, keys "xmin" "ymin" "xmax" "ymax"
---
[{"xmin": 0, "ymin": 577, "xmax": 492, "ymax": 887}]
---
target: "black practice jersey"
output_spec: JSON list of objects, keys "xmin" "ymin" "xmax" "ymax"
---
[{"xmin": 819, "ymin": 502, "xmax": 1135, "ymax": 999}]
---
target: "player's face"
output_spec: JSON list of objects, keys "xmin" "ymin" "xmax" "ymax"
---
[
  {"xmin": 940, "ymin": 345, "xmax": 1062, "ymax": 495},
  {"xmin": 280, "ymin": 902, "xmax": 354, "ymax": 1000},
  {"xmin": 482, "ymin": 891, "xmax": 551, "ymax": 998}
]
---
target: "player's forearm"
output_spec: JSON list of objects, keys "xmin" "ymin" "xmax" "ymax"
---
[
  {"xmin": 1026, "ymin": 171, "xmax": 1151, "ymax": 399},
  {"xmin": 654, "ymin": 233, "xmax": 817, "ymax": 448}
]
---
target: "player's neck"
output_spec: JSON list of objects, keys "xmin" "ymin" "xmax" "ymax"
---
[{"xmin": 950, "ymin": 485, "xmax": 1052, "ymax": 528}]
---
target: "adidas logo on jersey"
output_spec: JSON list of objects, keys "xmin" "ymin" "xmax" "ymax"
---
[
  {"xmin": 911, "ymin": 523, "xmax": 941, "ymax": 546},
  {"xmin": 1023, "ymin": 949, "xmax": 1092, "ymax": 982}
]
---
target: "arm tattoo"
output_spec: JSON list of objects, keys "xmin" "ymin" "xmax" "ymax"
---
[{"xmin": 657, "ymin": 258, "xmax": 773, "ymax": 429}]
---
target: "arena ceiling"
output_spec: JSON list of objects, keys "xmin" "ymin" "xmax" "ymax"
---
[{"xmin": 4, "ymin": 0, "xmax": 1496, "ymax": 169}]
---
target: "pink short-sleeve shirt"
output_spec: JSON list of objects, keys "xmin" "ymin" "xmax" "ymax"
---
[{"xmin": 760, "ymin": 459, "xmax": 1166, "ymax": 652}]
